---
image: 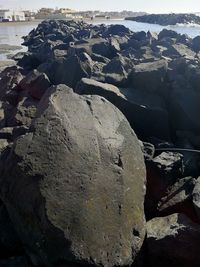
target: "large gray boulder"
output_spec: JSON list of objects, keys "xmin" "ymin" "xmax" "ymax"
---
[
  {"xmin": 48, "ymin": 55, "xmax": 91, "ymax": 88},
  {"xmin": 95, "ymin": 55, "xmax": 133, "ymax": 86},
  {"xmin": 0, "ymin": 85, "xmax": 146, "ymax": 267},
  {"xmin": 147, "ymin": 213, "xmax": 200, "ymax": 267},
  {"xmin": 71, "ymin": 37, "xmax": 119, "ymax": 59},
  {"xmin": 130, "ymin": 59, "xmax": 168, "ymax": 93},
  {"xmin": 162, "ymin": 44, "xmax": 196, "ymax": 59}
]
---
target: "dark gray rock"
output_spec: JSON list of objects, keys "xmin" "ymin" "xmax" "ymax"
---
[
  {"xmin": 49, "ymin": 55, "xmax": 91, "ymax": 88},
  {"xmin": 130, "ymin": 59, "xmax": 168, "ymax": 93},
  {"xmin": 158, "ymin": 29, "xmax": 179, "ymax": 40},
  {"xmin": 132, "ymin": 31, "xmax": 147, "ymax": 42},
  {"xmin": 93, "ymin": 55, "xmax": 133, "ymax": 86},
  {"xmin": 76, "ymin": 78, "xmax": 170, "ymax": 141},
  {"xmin": 0, "ymin": 101, "xmax": 5, "ymax": 128},
  {"xmin": 70, "ymin": 37, "xmax": 119, "ymax": 59},
  {"xmin": 192, "ymin": 35, "xmax": 200, "ymax": 52},
  {"xmin": 176, "ymin": 130, "xmax": 200, "ymax": 149},
  {"xmin": 126, "ymin": 13, "xmax": 200, "ymax": 26},
  {"xmin": 103, "ymin": 24, "xmax": 131, "ymax": 36},
  {"xmin": 192, "ymin": 177, "xmax": 200, "ymax": 221},
  {"xmin": 0, "ymin": 66, "xmax": 23, "ymax": 103},
  {"xmin": 122, "ymin": 46, "xmax": 160, "ymax": 64},
  {"xmin": 0, "ymin": 85, "xmax": 146, "ymax": 267},
  {"xmin": 157, "ymin": 176, "xmax": 197, "ymax": 221},
  {"xmin": 147, "ymin": 213, "xmax": 200, "ymax": 267},
  {"xmin": 139, "ymin": 46, "xmax": 160, "ymax": 63},
  {"xmin": 19, "ymin": 70, "xmax": 51, "ymax": 100},
  {"xmin": 0, "ymin": 126, "xmax": 28, "ymax": 141},
  {"xmin": 169, "ymin": 89, "xmax": 200, "ymax": 134},
  {"xmin": 125, "ymin": 32, "xmax": 149, "ymax": 51},
  {"xmin": 147, "ymin": 31, "xmax": 158, "ymax": 44},
  {"xmin": 140, "ymin": 142, "xmax": 155, "ymax": 161},
  {"xmin": 125, "ymin": 39, "xmax": 142, "ymax": 51},
  {"xmin": 110, "ymin": 37, "xmax": 121, "ymax": 53},
  {"xmin": 152, "ymin": 152, "xmax": 184, "ymax": 175},
  {"xmin": 51, "ymin": 48, "xmax": 68, "ymax": 60},
  {"xmin": 4, "ymin": 96, "xmax": 38, "ymax": 128},
  {"xmin": 17, "ymin": 52, "xmax": 42, "ymax": 70},
  {"xmin": 0, "ymin": 256, "xmax": 30, "ymax": 267},
  {"xmin": 145, "ymin": 152, "xmax": 184, "ymax": 218},
  {"xmin": 176, "ymin": 34, "xmax": 192, "ymax": 46},
  {"xmin": 0, "ymin": 139, "xmax": 9, "ymax": 155},
  {"xmin": 0, "ymin": 205, "xmax": 22, "ymax": 257},
  {"xmin": 0, "ymin": 127, "xmax": 15, "ymax": 140},
  {"xmin": 113, "ymin": 36, "xmax": 130, "ymax": 50},
  {"xmin": 162, "ymin": 43, "xmax": 196, "ymax": 59},
  {"xmin": 92, "ymin": 39, "xmax": 118, "ymax": 58},
  {"xmin": 91, "ymin": 53, "xmax": 110, "ymax": 64}
]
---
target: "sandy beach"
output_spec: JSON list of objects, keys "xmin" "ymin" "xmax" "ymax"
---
[
  {"xmin": 0, "ymin": 60, "xmax": 15, "ymax": 71},
  {"xmin": 0, "ymin": 20, "xmax": 42, "ymax": 27},
  {"xmin": 0, "ymin": 18, "xmax": 124, "ymax": 26}
]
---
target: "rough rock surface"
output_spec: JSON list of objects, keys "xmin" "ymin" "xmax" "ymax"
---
[
  {"xmin": 0, "ymin": 85, "xmax": 146, "ymax": 267},
  {"xmin": 157, "ymin": 177, "xmax": 197, "ymax": 220},
  {"xmin": 130, "ymin": 59, "xmax": 168, "ymax": 93},
  {"xmin": 76, "ymin": 78, "xmax": 170, "ymax": 141},
  {"xmin": 147, "ymin": 213, "xmax": 200, "ymax": 267}
]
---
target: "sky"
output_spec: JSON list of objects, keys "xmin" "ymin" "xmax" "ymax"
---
[{"xmin": 1, "ymin": 0, "xmax": 200, "ymax": 13}]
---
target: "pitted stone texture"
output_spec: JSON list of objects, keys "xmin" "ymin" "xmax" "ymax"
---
[{"xmin": 0, "ymin": 85, "xmax": 146, "ymax": 267}]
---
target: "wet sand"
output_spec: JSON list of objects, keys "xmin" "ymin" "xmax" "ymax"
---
[
  {"xmin": 0, "ymin": 44, "xmax": 22, "ymax": 52},
  {"xmin": 0, "ymin": 43, "xmax": 24, "ymax": 61},
  {"xmin": 0, "ymin": 20, "xmax": 42, "ymax": 27},
  {"xmin": 0, "ymin": 17, "xmax": 124, "ymax": 26},
  {"xmin": 0, "ymin": 60, "xmax": 15, "ymax": 72}
]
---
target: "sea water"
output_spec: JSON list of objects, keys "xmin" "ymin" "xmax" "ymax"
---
[{"xmin": 1, "ymin": 19, "xmax": 200, "ymax": 60}]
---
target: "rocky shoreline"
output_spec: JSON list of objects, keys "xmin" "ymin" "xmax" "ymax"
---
[
  {"xmin": 126, "ymin": 13, "xmax": 200, "ymax": 26},
  {"xmin": 0, "ymin": 19, "xmax": 200, "ymax": 267},
  {"xmin": 0, "ymin": 44, "xmax": 23, "ymax": 71}
]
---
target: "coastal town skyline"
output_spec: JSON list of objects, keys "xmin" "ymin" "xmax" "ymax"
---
[{"xmin": 1, "ymin": 0, "xmax": 200, "ymax": 13}]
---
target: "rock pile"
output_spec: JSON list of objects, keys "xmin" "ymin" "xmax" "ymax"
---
[
  {"xmin": 126, "ymin": 13, "xmax": 200, "ymax": 26},
  {"xmin": 0, "ymin": 19, "xmax": 200, "ymax": 267}
]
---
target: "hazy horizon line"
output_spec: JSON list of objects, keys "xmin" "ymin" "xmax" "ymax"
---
[{"xmin": 0, "ymin": 6, "xmax": 200, "ymax": 14}]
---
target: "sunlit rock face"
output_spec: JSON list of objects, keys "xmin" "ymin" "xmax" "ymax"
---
[{"xmin": 0, "ymin": 85, "xmax": 146, "ymax": 267}]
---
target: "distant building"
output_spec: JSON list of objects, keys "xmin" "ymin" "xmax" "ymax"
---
[
  {"xmin": 35, "ymin": 7, "xmax": 83, "ymax": 20},
  {"xmin": 60, "ymin": 8, "xmax": 83, "ymax": 19},
  {"xmin": 23, "ymin": 10, "xmax": 36, "ymax": 21},
  {"xmin": 0, "ymin": 10, "xmax": 25, "ymax": 22},
  {"xmin": 35, "ymin": 8, "xmax": 54, "ymax": 19},
  {"xmin": 59, "ymin": 8, "xmax": 77, "ymax": 14}
]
